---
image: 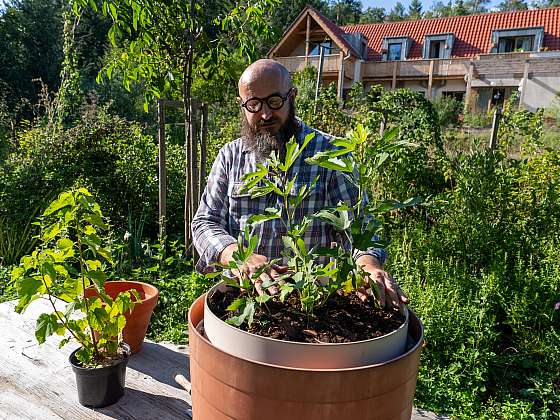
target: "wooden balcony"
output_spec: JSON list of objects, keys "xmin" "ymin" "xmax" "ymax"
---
[
  {"xmin": 275, "ymin": 55, "xmax": 340, "ymax": 74},
  {"xmin": 475, "ymin": 52, "xmax": 560, "ymax": 76},
  {"xmin": 362, "ymin": 59, "xmax": 470, "ymax": 81}
]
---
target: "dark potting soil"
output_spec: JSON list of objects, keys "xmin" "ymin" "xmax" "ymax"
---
[{"xmin": 208, "ymin": 288, "xmax": 406, "ymax": 343}]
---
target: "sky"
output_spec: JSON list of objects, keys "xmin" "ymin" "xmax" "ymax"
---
[{"xmin": 362, "ymin": 0, "xmax": 502, "ymax": 12}]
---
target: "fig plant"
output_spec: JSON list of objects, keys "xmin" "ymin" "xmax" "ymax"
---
[{"xmin": 12, "ymin": 188, "xmax": 138, "ymax": 367}]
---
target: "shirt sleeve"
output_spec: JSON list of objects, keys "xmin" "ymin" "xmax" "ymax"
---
[
  {"xmin": 192, "ymin": 146, "xmax": 237, "ymax": 273},
  {"xmin": 327, "ymin": 165, "xmax": 388, "ymax": 266}
]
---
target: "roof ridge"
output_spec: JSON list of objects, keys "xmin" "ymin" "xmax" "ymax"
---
[{"xmin": 341, "ymin": 6, "xmax": 560, "ymax": 31}]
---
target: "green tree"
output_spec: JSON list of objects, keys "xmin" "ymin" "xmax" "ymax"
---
[
  {"xmin": 532, "ymin": 0, "xmax": 560, "ymax": 6},
  {"xmin": 329, "ymin": 0, "xmax": 363, "ymax": 25},
  {"xmin": 0, "ymin": 0, "xmax": 63, "ymax": 118},
  {"xmin": 359, "ymin": 7, "xmax": 385, "ymax": 23},
  {"xmin": 463, "ymin": 0, "xmax": 490, "ymax": 13},
  {"xmin": 454, "ymin": 0, "xmax": 468, "ymax": 15},
  {"xmin": 498, "ymin": 0, "xmax": 528, "ymax": 10},
  {"xmin": 408, "ymin": 0, "xmax": 423, "ymax": 19},
  {"xmin": 425, "ymin": 1, "xmax": 454, "ymax": 18},
  {"xmin": 75, "ymin": 0, "xmax": 278, "ymax": 247},
  {"xmin": 267, "ymin": 0, "xmax": 329, "ymax": 46},
  {"xmin": 387, "ymin": 2, "xmax": 406, "ymax": 21}
]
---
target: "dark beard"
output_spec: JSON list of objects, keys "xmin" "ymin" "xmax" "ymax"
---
[{"xmin": 241, "ymin": 101, "xmax": 299, "ymax": 162}]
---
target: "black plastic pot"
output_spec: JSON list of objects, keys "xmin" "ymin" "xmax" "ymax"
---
[{"xmin": 69, "ymin": 343, "xmax": 131, "ymax": 408}]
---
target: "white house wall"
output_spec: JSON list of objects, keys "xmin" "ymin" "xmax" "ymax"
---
[{"xmin": 523, "ymin": 76, "xmax": 560, "ymax": 111}]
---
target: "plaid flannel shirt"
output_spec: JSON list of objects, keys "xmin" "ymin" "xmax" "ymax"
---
[{"xmin": 192, "ymin": 120, "xmax": 387, "ymax": 273}]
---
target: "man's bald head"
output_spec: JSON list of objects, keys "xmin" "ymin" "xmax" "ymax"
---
[{"xmin": 238, "ymin": 59, "xmax": 292, "ymax": 93}]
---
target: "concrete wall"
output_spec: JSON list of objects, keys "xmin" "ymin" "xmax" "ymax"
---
[
  {"xmin": 523, "ymin": 76, "xmax": 560, "ymax": 111},
  {"xmin": 431, "ymin": 79, "xmax": 466, "ymax": 98}
]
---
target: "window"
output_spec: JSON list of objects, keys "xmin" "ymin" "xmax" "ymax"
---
[
  {"xmin": 423, "ymin": 34, "xmax": 454, "ymax": 59},
  {"xmin": 498, "ymin": 36, "xmax": 533, "ymax": 53},
  {"xmin": 490, "ymin": 27, "xmax": 544, "ymax": 54},
  {"xmin": 309, "ymin": 41, "xmax": 332, "ymax": 56},
  {"xmin": 388, "ymin": 43, "xmax": 402, "ymax": 61},
  {"xmin": 442, "ymin": 91, "xmax": 465, "ymax": 101},
  {"xmin": 429, "ymin": 40, "xmax": 444, "ymax": 58},
  {"xmin": 382, "ymin": 36, "xmax": 410, "ymax": 61}
]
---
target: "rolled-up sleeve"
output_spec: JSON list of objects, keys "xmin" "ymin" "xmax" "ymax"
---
[
  {"xmin": 328, "ymin": 166, "xmax": 388, "ymax": 266},
  {"xmin": 192, "ymin": 146, "xmax": 237, "ymax": 273}
]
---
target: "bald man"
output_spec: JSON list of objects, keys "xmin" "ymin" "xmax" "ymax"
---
[{"xmin": 192, "ymin": 59, "xmax": 407, "ymax": 309}]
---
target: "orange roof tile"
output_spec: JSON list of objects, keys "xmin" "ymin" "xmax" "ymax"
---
[{"xmin": 342, "ymin": 7, "xmax": 560, "ymax": 60}]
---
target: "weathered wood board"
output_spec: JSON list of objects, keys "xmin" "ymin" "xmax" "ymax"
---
[{"xmin": 0, "ymin": 298, "xmax": 192, "ymax": 420}]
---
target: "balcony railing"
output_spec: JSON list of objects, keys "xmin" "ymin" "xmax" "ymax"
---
[
  {"xmin": 362, "ymin": 59, "xmax": 471, "ymax": 79},
  {"xmin": 275, "ymin": 53, "xmax": 560, "ymax": 81},
  {"xmin": 275, "ymin": 55, "xmax": 340, "ymax": 74}
]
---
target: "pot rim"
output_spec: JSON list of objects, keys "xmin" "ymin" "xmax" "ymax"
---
[
  {"xmin": 69, "ymin": 342, "xmax": 131, "ymax": 371},
  {"xmin": 205, "ymin": 281, "xmax": 409, "ymax": 347},
  {"xmin": 193, "ymin": 289, "xmax": 424, "ymax": 372}
]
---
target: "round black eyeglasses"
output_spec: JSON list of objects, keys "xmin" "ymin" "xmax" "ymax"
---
[{"xmin": 240, "ymin": 88, "xmax": 294, "ymax": 113}]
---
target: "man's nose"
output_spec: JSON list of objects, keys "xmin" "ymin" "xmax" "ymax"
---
[{"xmin": 260, "ymin": 102, "xmax": 273, "ymax": 120}]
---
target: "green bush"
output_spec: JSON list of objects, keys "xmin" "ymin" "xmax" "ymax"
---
[
  {"xmin": 462, "ymin": 111, "xmax": 492, "ymax": 128},
  {"xmin": 383, "ymin": 139, "xmax": 560, "ymax": 417},
  {"xmin": 0, "ymin": 102, "xmax": 190, "ymax": 263},
  {"xmin": 432, "ymin": 95, "xmax": 463, "ymax": 128}
]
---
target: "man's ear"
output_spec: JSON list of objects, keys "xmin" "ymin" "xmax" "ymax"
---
[{"xmin": 291, "ymin": 87, "xmax": 298, "ymax": 100}]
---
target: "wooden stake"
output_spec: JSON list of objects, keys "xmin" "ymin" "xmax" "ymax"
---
[{"xmin": 157, "ymin": 100, "xmax": 167, "ymax": 239}]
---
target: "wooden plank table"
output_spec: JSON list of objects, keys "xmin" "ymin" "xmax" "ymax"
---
[
  {"xmin": 0, "ymin": 298, "xmax": 448, "ymax": 420},
  {"xmin": 0, "ymin": 298, "xmax": 192, "ymax": 419}
]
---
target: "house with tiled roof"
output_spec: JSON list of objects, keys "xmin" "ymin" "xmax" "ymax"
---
[{"xmin": 268, "ymin": 6, "xmax": 560, "ymax": 112}]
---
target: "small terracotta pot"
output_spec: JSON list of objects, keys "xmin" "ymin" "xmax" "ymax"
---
[
  {"xmin": 188, "ymin": 292, "xmax": 424, "ymax": 420},
  {"xmin": 85, "ymin": 280, "xmax": 159, "ymax": 354}
]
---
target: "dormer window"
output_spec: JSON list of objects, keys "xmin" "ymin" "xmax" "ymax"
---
[
  {"xmin": 490, "ymin": 27, "xmax": 544, "ymax": 53},
  {"xmin": 423, "ymin": 34, "xmax": 454, "ymax": 59},
  {"xmin": 381, "ymin": 36, "xmax": 411, "ymax": 61}
]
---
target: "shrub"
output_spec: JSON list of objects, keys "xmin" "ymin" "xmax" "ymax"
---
[
  {"xmin": 432, "ymin": 95, "xmax": 463, "ymax": 128},
  {"xmin": 0, "ymin": 102, "xmax": 193, "ymax": 261}
]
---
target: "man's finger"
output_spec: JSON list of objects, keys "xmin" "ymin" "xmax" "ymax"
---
[
  {"xmin": 397, "ymin": 286, "xmax": 409, "ymax": 304},
  {"xmin": 261, "ymin": 273, "xmax": 279, "ymax": 295},
  {"xmin": 371, "ymin": 273, "xmax": 386, "ymax": 307},
  {"xmin": 254, "ymin": 279, "xmax": 264, "ymax": 296},
  {"xmin": 272, "ymin": 264, "xmax": 289, "ymax": 274},
  {"xmin": 383, "ymin": 274, "xmax": 400, "ymax": 310}
]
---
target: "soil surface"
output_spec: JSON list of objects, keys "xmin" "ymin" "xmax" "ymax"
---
[{"xmin": 208, "ymin": 288, "xmax": 406, "ymax": 343}]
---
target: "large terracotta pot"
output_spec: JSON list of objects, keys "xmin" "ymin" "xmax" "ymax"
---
[
  {"xmin": 85, "ymin": 280, "xmax": 159, "ymax": 354},
  {"xmin": 188, "ymin": 291, "xmax": 424, "ymax": 420},
  {"xmin": 204, "ymin": 282, "xmax": 410, "ymax": 368}
]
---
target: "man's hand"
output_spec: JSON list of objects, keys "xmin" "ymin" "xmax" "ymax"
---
[
  {"xmin": 219, "ymin": 244, "xmax": 288, "ymax": 295},
  {"xmin": 356, "ymin": 255, "xmax": 408, "ymax": 310}
]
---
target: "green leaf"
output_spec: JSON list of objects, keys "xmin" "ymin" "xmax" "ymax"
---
[
  {"xmin": 87, "ymin": 270, "xmax": 106, "ymax": 290},
  {"xmin": 57, "ymin": 238, "xmax": 73, "ymax": 251},
  {"xmin": 311, "ymin": 209, "xmax": 351, "ymax": 231},
  {"xmin": 35, "ymin": 313, "xmax": 59, "ymax": 344},
  {"xmin": 255, "ymin": 294, "xmax": 271, "ymax": 304},
  {"xmin": 43, "ymin": 192, "xmax": 73, "ymax": 216},
  {"xmin": 15, "ymin": 276, "xmax": 44, "ymax": 313},
  {"xmin": 226, "ymin": 297, "xmax": 246, "ymax": 311},
  {"xmin": 246, "ymin": 208, "xmax": 280, "ymax": 225}
]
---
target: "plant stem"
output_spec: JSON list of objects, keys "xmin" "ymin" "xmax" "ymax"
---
[
  {"xmin": 41, "ymin": 276, "xmax": 81, "ymax": 344},
  {"xmin": 76, "ymin": 230, "xmax": 100, "ymax": 360}
]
